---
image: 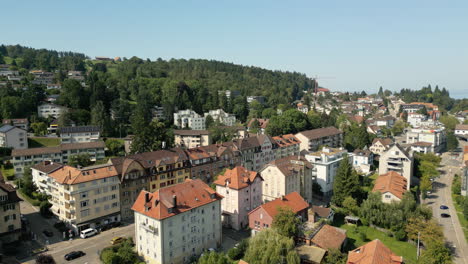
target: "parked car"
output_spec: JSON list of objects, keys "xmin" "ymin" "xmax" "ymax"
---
[
  {"xmin": 109, "ymin": 221, "xmax": 121, "ymax": 228},
  {"xmin": 111, "ymin": 236, "xmax": 124, "ymax": 245},
  {"xmin": 80, "ymin": 228, "xmax": 98, "ymax": 239},
  {"xmin": 441, "ymin": 213, "xmax": 451, "ymax": 218},
  {"xmin": 42, "ymin": 229, "xmax": 53, "ymax": 237},
  {"xmin": 64, "ymin": 251, "xmax": 85, "ymax": 261},
  {"xmin": 440, "ymin": 205, "xmax": 449, "ymax": 210}
]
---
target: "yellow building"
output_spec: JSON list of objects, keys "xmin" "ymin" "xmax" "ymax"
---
[{"xmin": 0, "ymin": 178, "xmax": 22, "ymax": 245}]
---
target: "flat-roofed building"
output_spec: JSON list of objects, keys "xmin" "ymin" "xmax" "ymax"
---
[
  {"xmin": 174, "ymin": 130, "xmax": 211, "ymax": 149},
  {"xmin": 295, "ymin": 127, "xmax": 343, "ymax": 152},
  {"xmin": 59, "ymin": 126, "xmax": 101, "ymax": 143}
]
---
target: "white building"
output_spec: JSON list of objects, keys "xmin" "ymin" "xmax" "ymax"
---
[
  {"xmin": 31, "ymin": 161, "xmax": 64, "ymax": 193},
  {"xmin": 0, "ymin": 125, "xmax": 28, "ymax": 149},
  {"xmin": 204, "ymin": 109, "xmax": 236, "ymax": 126},
  {"xmin": 407, "ymin": 113, "xmax": 426, "ymax": 127},
  {"xmin": 378, "ymin": 144, "xmax": 413, "ymax": 190},
  {"xmin": 38, "ymin": 103, "xmax": 67, "ymax": 119},
  {"xmin": 406, "ymin": 126, "xmax": 446, "ymax": 153},
  {"xmin": 59, "ymin": 126, "xmax": 101, "ymax": 143},
  {"xmin": 305, "ymin": 148, "xmax": 352, "ymax": 196},
  {"xmin": 132, "ymin": 179, "xmax": 223, "ymax": 264},
  {"xmin": 173, "ymin": 110, "xmax": 206, "ymax": 130},
  {"xmin": 352, "ymin": 149, "xmax": 373, "ymax": 174},
  {"xmin": 2, "ymin": 118, "xmax": 29, "ymax": 131},
  {"xmin": 455, "ymin": 124, "xmax": 468, "ymax": 138}
]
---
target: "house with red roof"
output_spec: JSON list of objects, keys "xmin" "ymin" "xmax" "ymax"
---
[
  {"xmin": 347, "ymin": 239, "xmax": 403, "ymax": 264},
  {"xmin": 372, "ymin": 171, "xmax": 407, "ymax": 203}
]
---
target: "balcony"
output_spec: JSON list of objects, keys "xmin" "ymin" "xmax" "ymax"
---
[{"xmin": 141, "ymin": 223, "xmax": 158, "ymax": 234}]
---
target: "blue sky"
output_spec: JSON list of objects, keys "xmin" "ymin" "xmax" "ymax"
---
[{"xmin": 2, "ymin": 1, "xmax": 467, "ymax": 98}]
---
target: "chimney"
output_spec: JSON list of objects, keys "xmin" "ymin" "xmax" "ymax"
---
[
  {"xmin": 145, "ymin": 192, "xmax": 150, "ymax": 203},
  {"xmin": 281, "ymin": 195, "xmax": 285, "ymax": 201},
  {"xmin": 172, "ymin": 195, "xmax": 177, "ymax": 208},
  {"xmin": 44, "ymin": 160, "xmax": 51, "ymax": 165}
]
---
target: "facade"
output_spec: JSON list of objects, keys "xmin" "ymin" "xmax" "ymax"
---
[
  {"xmin": 173, "ymin": 110, "xmax": 206, "ymax": 130},
  {"xmin": 214, "ymin": 166, "xmax": 263, "ymax": 230},
  {"xmin": 31, "ymin": 71, "xmax": 55, "ymax": 85},
  {"xmin": 407, "ymin": 113, "xmax": 427, "ymax": 127},
  {"xmin": 455, "ymin": 124, "xmax": 468, "ymax": 138},
  {"xmin": 372, "ymin": 116, "xmax": 396, "ymax": 127},
  {"xmin": 305, "ymin": 148, "xmax": 352, "ymax": 196},
  {"xmin": 152, "ymin": 106, "xmax": 166, "ymax": 120},
  {"xmin": 352, "ymin": 149, "xmax": 373, "ymax": 174},
  {"xmin": 378, "ymin": 144, "xmax": 413, "ymax": 190},
  {"xmin": 406, "ymin": 126, "xmax": 446, "ymax": 153},
  {"xmin": 347, "ymin": 239, "xmax": 403, "ymax": 264},
  {"xmin": 132, "ymin": 179, "xmax": 223, "ymax": 264},
  {"xmin": 248, "ymin": 192, "xmax": 309, "ymax": 235},
  {"xmin": 247, "ymin": 96, "xmax": 266, "ymax": 104},
  {"xmin": 11, "ymin": 141, "xmax": 106, "ymax": 175},
  {"xmin": 174, "ymin": 130, "xmax": 211, "ymax": 149},
  {"xmin": 43, "ymin": 164, "xmax": 121, "ymax": 232},
  {"xmin": 59, "ymin": 126, "xmax": 101, "ymax": 143},
  {"xmin": 372, "ymin": 171, "xmax": 407, "ymax": 203},
  {"xmin": 231, "ymin": 135, "xmax": 276, "ymax": 172},
  {"xmin": 0, "ymin": 178, "xmax": 22, "ymax": 246},
  {"xmin": 295, "ymin": 127, "xmax": 343, "ymax": 152},
  {"xmin": 38, "ymin": 103, "xmax": 67, "ymax": 119},
  {"xmin": 0, "ymin": 125, "xmax": 28, "ymax": 149},
  {"xmin": 369, "ymin": 138, "xmax": 393, "ymax": 155},
  {"xmin": 204, "ymin": 109, "xmax": 236, "ymax": 126},
  {"xmin": 410, "ymin": 141, "xmax": 433, "ymax": 154},
  {"xmin": 31, "ymin": 161, "xmax": 64, "ymax": 193},
  {"xmin": 2, "ymin": 118, "xmax": 29, "ymax": 130},
  {"xmin": 260, "ymin": 156, "xmax": 314, "ymax": 203},
  {"xmin": 272, "ymin": 134, "xmax": 301, "ymax": 159}
]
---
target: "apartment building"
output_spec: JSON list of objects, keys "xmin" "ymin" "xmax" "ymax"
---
[
  {"xmin": 407, "ymin": 113, "xmax": 427, "ymax": 127},
  {"xmin": 369, "ymin": 138, "xmax": 393, "ymax": 155},
  {"xmin": 248, "ymin": 192, "xmax": 308, "ymax": 235},
  {"xmin": 109, "ymin": 150, "xmax": 191, "ymax": 220},
  {"xmin": 295, "ymin": 127, "xmax": 343, "ymax": 152},
  {"xmin": 174, "ymin": 130, "xmax": 211, "ymax": 149},
  {"xmin": 230, "ymin": 135, "xmax": 276, "ymax": 171},
  {"xmin": 0, "ymin": 125, "xmax": 28, "ymax": 149},
  {"xmin": 132, "ymin": 179, "xmax": 223, "ymax": 264},
  {"xmin": 59, "ymin": 126, "xmax": 101, "ymax": 143},
  {"xmin": 204, "ymin": 109, "xmax": 237, "ymax": 126},
  {"xmin": 352, "ymin": 149, "xmax": 373, "ymax": 174},
  {"xmin": 173, "ymin": 110, "xmax": 206, "ymax": 130},
  {"xmin": 11, "ymin": 141, "xmax": 106, "ymax": 175},
  {"xmin": 378, "ymin": 144, "xmax": 413, "ymax": 190},
  {"xmin": 272, "ymin": 134, "xmax": 301, "ymax": 159},
  {"xmin": 0, "ymin": 178, "xmax": 22, "ymax": 246},
  {"xmin": 31, "ymin": 71, "xmax": 55, "ymax": 85},
  {"xmin": 305, "ymin": 148, "xmax": 352, "ymax": 196},
  {"xmin": 38, "ymin": 103, "xmax": 67, "ymax": 119},
  {"xmin": 455, "ymin": 124, "xmax": 468, "ymax": 138},
  {"xmin": 260, "ymin": 156, "xmax": 314, "ymax": 203},
  {"xmin": 372, "ymin": 171, "xmax": 407, "ymax": 203},
  {"xmin": 406, "ymin": 126, "xmax": 446, "ymax": 153},
  {"xmin": 214, "ymin": 166, "xmax": 263, "ymax": 230},
  {"xmin": 2, "ymin": 118, "xmax": 29, "ymax": 130},
  {"xmin": 31, "ymin": 161, "xmax": 64, "ymax": 193},
  {"xmin": 40, "ymin": 164, "xmax": 121, "ymax": 232}
]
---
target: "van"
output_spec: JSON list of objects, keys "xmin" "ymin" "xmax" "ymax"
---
[{"xmin": 80, "ymin": 228, "xmax": 97, "ymax": 239}]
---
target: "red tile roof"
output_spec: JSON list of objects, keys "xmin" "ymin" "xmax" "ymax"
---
[
  {"xmin": 272, "ymin": 134, "xmax": 301, "ymax": 147},
  {"xmin": 48, "ymin": 164, "xmax": 118, "ymax": 185},
  {"xmin": 213, "ymin": 166, "xmax": 262, "ymax": 190},
  {"xmin": 347, "ymin": 239, "xmax": 403, "ymax": 264},
  {"xmin": 372, "ymin": 171, "xmax": 407, "ymax": 199},
  {"xmin": 311, "ymin": 224, "xmax": 347, "ymax": 250},
  {"xmin": 131, "ymin": 179, "xmax": 223, "ymax": 220},
  {"xmin": 249, "ymin": 192, "xmax": 309, "ymax": 219},
  {"xmin": 372, "ymin": 138, "xmax": 393, "ymax": 147}
]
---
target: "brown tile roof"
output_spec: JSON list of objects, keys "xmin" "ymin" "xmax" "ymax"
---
[
  {"xmin": 372, "ymin": 138, "xmax": 393, "ymax": 147},
  {"xmin": 31, "ymin": 161, "xmax": 64, "ymax": 174},
  {"xmin": 12, "ymin": 141, "xmax": 105, "ymax": 157},
  {"xmin": 347, "ymin": 239, "xmax": 403, "ymax": 264},
  {"xmin": 312, "ymin": 205, "xmax": 332, "ymax": 218},
  {"xmin": 214, "ymin": 166, "xmax": 262, "ymax": 190},
  {"xmin": 353, "ymin": 149, "xmax": 372, "ymax": 157},
  {"xmin": 48, "ymin": 164, "xmax": 118, "ymax": 185},
  {"xmin": 272, "ymin": 134, "xmax": 301, "ymax": 147},
  {"xmin": 372, "ymin": 171, "xmax": 407, "ymax": 199},
  {"xmin": 297, "ymin": 127, "xmax": 343, "ymax": 140},
  {"xmin": 238, "ymin": 260, "xmax": 249, "ymax": 264},
  {"xmin": 2, "ymin": 118, "xmax": 28, "ymax": 125},
  {"xmin": 110, "ymin": 149, "xmax": 187, "ymax": 174},
  {"xmin": 455, "ymin": 124, "xmax": 468, "ymax": 130},
  {"xmin": 131, "ymin": 179, "xmax": 223, "ymax": 220},
  {"xmin": 311, "ymin": 224, "xmax": 347, "ymax": 250},
  {"xmin": 174, "ymin": 130, "xmax": 210, "ymax": 136},
  {"xmin": 249, "ymin": 192, "xmax": 309, "ymax": 219},
  {"xmin": 268, "ymin": 155, "xmax": 313, "ymax": 177},
  {"xmin": 0, "ymin": 179, "xmax": 23, "ymax": 204}
]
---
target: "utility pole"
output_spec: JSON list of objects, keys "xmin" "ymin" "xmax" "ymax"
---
[{"xmin": 417, "ymin": 231, "xmax": 420, "ymax": 259}]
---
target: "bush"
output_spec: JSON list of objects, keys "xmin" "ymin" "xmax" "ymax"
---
[
  {"xmin": 394, "ymin": 229, "xmax": 407, "ymax": 241},
  {"xmin": 40, "ymin": 201, "xmax": 52, "ymax": 217}
]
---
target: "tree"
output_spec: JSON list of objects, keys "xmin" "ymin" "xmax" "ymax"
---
[
  {"xmin": 59, "ymin": 79, "xmax": 89, "ymax": 109},
  {"xmin": 249, "ymin": 119, "xmax": 260, "ymax": 134},
  {"xmin": 446, "ymin": 132, "xmax": 459, "ymax": 151},
  {"xmin": 31, "ymin": 122, "xmax": 48, "ymax": 136},
  {"xmin": 91, "ymin": 101, "xmax": 110, "ymax": 136},
  {"xmin": 68, "ymin": 153, "xmax": 92, "ymax": 167},
  {"xmin": 106, "ymin": 139, "xmax": 124, "ymax": 156},
  {"xmin": 40, "ymin": 201, "xmax": 52, "ymax": 217},
  {"xmin": 20, "ymin": 165, "xmax": 36, "ymax": 194},
  {"xmin": 197, "ymin": 251, "xmax": 231, "ymax": 264},
  {"xmin": 332, "ymin": 154, "xmax": 359, "ymax": 206},
  {"xmin": 36, "ymin": 254, "xmax": 56, "ymax": 264},
  {"xmin": 405, "ymin": 218, "xmax": 444, "ymax": 245},
  {"xmin": 439, "ymin": 115, "xmax": 459, "ymax": 131},
  {"xmin": 463, "ymin": 198, "xmax": 468, "ymax": 220},
  {"xmin": 266, "ymin": 109, "xmax": 311, "ymax": 136},
  {"xmin": 342, "ymin": 196, "xmax": 359, "ymax": 216},
  {"xmin": 131, "ymin": 119, "xmax": 172, "ymax": 154},
  {"xmin": 378, "ymin": 86, "xmax": 384, "ymax": 97},
  {"xmin": 205, "ymin": 115, "xmax": 214, "ymax": 129},
  {"xmin": 227, "ymin": 239, "xmax": 248, "ymax": 260},
  {"xmin": 419, "ymin": 241, "xmax": 452, "ymax": 264},
  {"xmin": 272, "ymin": 207, "xmax": 301, "ymax": 238},
  {"xmin": 244, "ymin": 229, "xmax": 300, "ymax": 264},
  {"xmin": 323, "ymin": 248, "xmax": 346, "ymax": 264}
]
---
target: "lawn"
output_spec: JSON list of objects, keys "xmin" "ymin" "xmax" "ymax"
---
[
  {"xmin": 0, "ymin": 166, "xmax": 15, "ymax": 181},
  {"xmin": 28, "ymin": 137, "xmax": 60, "ymax": 148},
  {"xmin": 451, "ymin": 194, "xmax": 468, "ymax": 241}
]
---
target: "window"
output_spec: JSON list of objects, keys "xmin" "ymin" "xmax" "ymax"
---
[
  {"xmin": 0, "ymin": 195, "xmax": 7, "ymax": 201},
  {"xmin": 95, "ymin": 207, "xmax": 100, "ymax": 213},
  {"xmin": 3, "ymin": 204, "xmax": 15, "ymax": 211},
  {"xmin": 4, "ymin": 215, "xmax": 10, "ymax": 221},
  {"xmin": 81, "ymin": 192, "xmax": 88, "ymax": 198},
  {"xmin": 80, "ymin": 209, "xmax": 90, "ymax": 217},
  {"xmin": 111, "ymin": 185, "xmax": 117, "ymax": 191},
  {"xmin": 385, "ymin": 194, "xmax": 391, "ymax": 199},
  {"xmin": 81, "ymin": 201, "xmax": 89, "ymax": 207},
  {"xmin": 94, "ymin": 189, "xmax": 101, "ymax": 195}
]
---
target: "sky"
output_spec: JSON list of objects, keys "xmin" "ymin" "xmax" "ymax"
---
[{"xmin": 2, "ymin": 0, "xmax": 467, "ymax": 98}]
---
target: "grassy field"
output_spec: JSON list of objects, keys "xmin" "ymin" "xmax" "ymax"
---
[
  {"xmin": 451, "ymin": 194, "xmax": 468, "ymax": 241},
  {"xmin": 0, "ymin": 166, "xmax": 15, "ymax": 181},
  {"xmin": 28, "ymin": 137, "xmax": 60, "ymax": 148}
]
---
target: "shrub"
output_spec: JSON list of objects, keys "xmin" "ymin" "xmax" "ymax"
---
[{"xmin": 394, "ymin": 229, "xmax": 407, "ymax": 241}]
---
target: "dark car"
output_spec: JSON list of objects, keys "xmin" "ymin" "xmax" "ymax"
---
[
  {"xmin": 441, "ymin": 213, "xmax": 451, "ymax": 218},
  {"xmin": 64, "ymin": 251, "xmax": 85, "ymax": 261},
  {"xmin": 110, "ymin": 222, "xmax": 121, "ymax": 228},
  {"xmin": 440, "ymin": 205, "xmax": 449, "ymax": 210},
  {"xmin": 42, "ymin": 229, "xmax": 54, "ymax": 237}
]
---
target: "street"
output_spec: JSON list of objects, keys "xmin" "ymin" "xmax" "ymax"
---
[{"xmin": 426, "ymin": 140, "xmax": 468, "ymax": 264}]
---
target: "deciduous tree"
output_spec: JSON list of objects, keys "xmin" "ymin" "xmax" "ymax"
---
[
  {"xmin": 272, "ymin": 207, "xmax": 301, "ymax": 238},
  {"xmin": 244, "ymin": 229, "xmax": 300, "ymax": 264}
]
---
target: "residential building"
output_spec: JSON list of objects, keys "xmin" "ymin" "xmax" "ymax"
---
[
  {"xmin": 410, "ymin": 141, "xmax": 433, "ymax": 154},
  {"xmin": 218, "ymin": 90, "xmax": 241, "ymax": 99},
  {"xmin": 48, "ymin": 119, "xmax": 59, "ymax": 134},
  {"xmin": 247, "ymin": 96, "xmax": 266, "ymax": 105},
  {"xmin": 204, "ymin": 109, "xmax": 237, "ymax": 126},
  {"xmin": 214, "ymin": 166, "xmax": 263, "ymax": 230},
  {"xmin": 46, "ymin": 83, "xmax": 62, "ymax": 90},
  {"xmin": 295, "ymin": 127, "xmax": 343, "ymax": 152},
  {"xmin": 247, "ymin": 118, "xmax": 269, "ymax": 134},
  {"xmin": 0, "ymin": 125, "xmax": 28, "ymax": 149},
  {"xmin": 219, "ymin": 126, "xmax": 247, "ymax": 139},
  {"xmin": 372, "ymin": 116, "xmax": 395, "ymax": 127},
  {"xmin": 272, "ymin": 134, "xmax": 301, "ymax": 159},
  {"xmin": 152, "ymin": 106, "xmax": 166, "ymax": 120},
  {"xmin": 407, "ymin": 113, "xmax": 427, "ymax": 127},
  {"xmin": 296, "ymin": 245, "xmax": 326, "ymax": 264},
  {"xmin": 173, "ymin": 110, "xmax": 206, "ymax": 130},
  {"xmin": 372, "ymin": 171, "xmax": 407, "ymax": 203},
  {"xmin": 346, "ymin": 239, "xmax": 403, "ymax": 264},
  {"xmin": 0, "ymin": 177, "xmax": 22, "ymax": 246},
  {"xmin": 132, "ymin": 179, "xmax": 223, "ymax": 264},
  {"xmin": 67, "ymin": 71, "xmax": 84, "ymax": 81},
  {"xmin": 11, "ymin": 141, "xmax": 106, "ymax": 175},
  {"xmin": 311, "ymin": 224, "xmax": 347, "ymax": 251},
  {"xmin": 174, "ymin": 130, "xmax": 211, "ymax": 149},
  {"xmin": 310, "ymin": 205, "xmax": 334, "ymax": 223},
  {"xmin": 406, "ymin": 126, "xmax": 446, "ymax": 153},
  {"xmin": 260, "ymin": 156, "xmax": 314, "ymax": 203},
  {"xmin": 43, "ymin": 164, "xmax": 121, "ymax": 233},
  {"xmin": 31, "ymin": 161, "xmax": 64, "ymax": 193},
  {"xmin": 230, "ymin": 135, "xmax": 276, "ymax": 171},
  {"xmin": 297, "ymin": 103, "xmax": 309, "ymax": 114},
  {"xmin": 31, "ymin": 71, "xmax": 55, "ymax": 85},
  {"xmin": 352, "ymin": 149, "xmax": 373, "ymax": 174},
  {"xmin": 248, "ymin": 192, "xmax": 309, "ymax": 235},
  {"xmin": 59, "ymin": 126, "xmax": 101, "ymax": 143},
  {"xmin": 109, "ymin": 150, "xmax": 191, "ymax": 220},
  {"xmin": 378, "ymin": 144, "xmax": 413, "ymax": 190},
  {"xmin": 369, "ymin": 138, "xmax": 393, "ymax": 155},
  {"xmin": 2, "ymin": 118, "xmax": 29, "ymax": 130},
  {"xmin": 38, "ymin": 103, "xmax": 67, "ymax": 119},
  {"xmin": 455, "ymin": 124, "xmax": 468, "ymax": 139},
  {"xmin": 305, "ymin": 148, "xmax": 352, "ymax": 196},
  {"xmin": 367, "ymin": 125, "xmax": 382, "ymax": 135}
]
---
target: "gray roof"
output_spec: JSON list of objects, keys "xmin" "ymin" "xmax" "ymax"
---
[
  {"xmin": 0, "ymin": 125, "xmax": 15, "ymax": 133},
  {"xmin": 60, "ymin": 126, "xmax": 100, "ymax": 134}
]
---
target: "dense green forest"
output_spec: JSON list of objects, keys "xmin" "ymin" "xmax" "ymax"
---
[{"xmin": 395, "ymin": 84, "xmax": 467, "ymax": 112}]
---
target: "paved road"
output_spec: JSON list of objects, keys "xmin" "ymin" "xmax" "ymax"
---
[{"xmin": 426, "ymin": 144, "xmax": 468, "ymax": 264}]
